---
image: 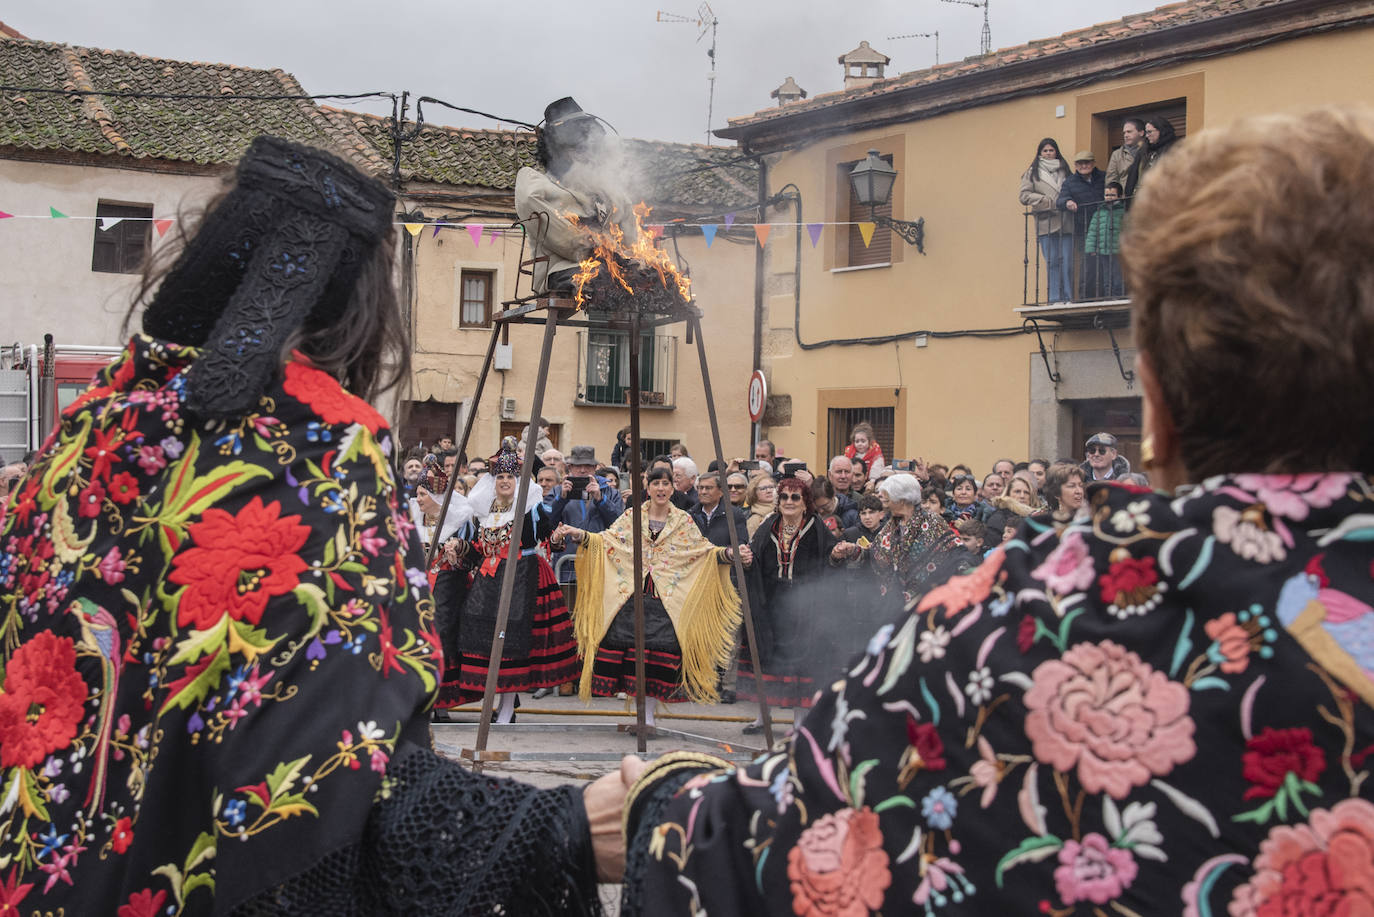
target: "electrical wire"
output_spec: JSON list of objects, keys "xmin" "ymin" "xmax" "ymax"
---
[{"xmin": 0, "ymin": 85, "xmax": 397, "ymax": 103}]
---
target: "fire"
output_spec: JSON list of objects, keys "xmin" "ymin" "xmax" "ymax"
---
[{"xmin": 567, "ymin": 202, "xmax": 692, "ymax": 310}]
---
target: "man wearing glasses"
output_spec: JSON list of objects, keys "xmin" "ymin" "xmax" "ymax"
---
[{"xmin": 1080, "ymin": 432, "xmax": 1131, "ymax": 481}]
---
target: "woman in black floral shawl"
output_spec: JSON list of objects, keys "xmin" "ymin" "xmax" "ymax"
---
[
  {"xmin": 0, "ymin": 138, "xmax": 616, "ymax": 915},
  {"xmin": 616, "ymin": 109, "xmax": 1374, "ymax": 916}
]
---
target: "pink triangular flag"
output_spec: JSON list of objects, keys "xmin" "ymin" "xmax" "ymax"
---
[
  {"xmin": 754, "ymin": 224, "xmax": 771, "ymax": 247},
  {"xmin": 807, "ymin": 223, "xmax": 823, "ymax": 247},
  {"xmin": 487, "ymin": 229, "xmax": 499, "ymax": 245},
  {"xmin": 467, "ymin": 224, "xmax": 484, "ymax": 246},
  {"xmin": 724, "ymin": 212, "xmax": 736, "ymax": 228},
  {"xmin": 0, "ymin": 211, "xmax": 12, "ymax": 219},
  {"xmin": 153, "ymin": 219, "xmax": 173, "ymax": 237}
]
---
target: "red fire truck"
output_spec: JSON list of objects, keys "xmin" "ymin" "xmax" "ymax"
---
[{"xmin": 1, "ymin": 335, "xmax": 123, "ymax": 461}]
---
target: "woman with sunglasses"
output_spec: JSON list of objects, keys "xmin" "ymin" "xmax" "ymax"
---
[
  {"xmin": 737, "ymin": 475, "xmax": 840, "ymax": 730},
  {"xmin": 725, "ymin": 471, "xmax": 750, "ymax": 507}
]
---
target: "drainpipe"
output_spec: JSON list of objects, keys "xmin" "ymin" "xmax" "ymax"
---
[{"xmin": 745, "ymin": 141, "xmax": 767, "ymax": 375}]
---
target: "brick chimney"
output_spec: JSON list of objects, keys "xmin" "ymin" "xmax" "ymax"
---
[
  {"xmin": 770, "ymin": 76, "xmax": 808, "ymax": 106},
  {"xmin": 839, "ymin": 40, "xmax": 890, "ymax": 89}
]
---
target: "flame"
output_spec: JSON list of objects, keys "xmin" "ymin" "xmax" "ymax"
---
[{"xmin": 567, "ymin": 202, "xmax": 692, "ymax": 309}]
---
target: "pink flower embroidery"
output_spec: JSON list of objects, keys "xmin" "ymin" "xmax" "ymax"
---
[
  {"xmin": 787, "ymin": 807, "xmax": 891, "ymax": 917},
  {"xmin": 1024, "ymin": 641, "xmax": 1195, "ymax": 798},
  {"xmin": 1054, "ymin": 833, "xmax": 1139, "ymax": 904},
  {"xmin": 1229, "ymin": 798, "xmax": 1374, "ymax": 916},
  {"xmin": 98, "ymin": 546, "xmax": 127, "ymax": 585},
  {"xmin": 1031, "ymin": 529, "xmax": 1096, "ymax": 595},
  {"xmin": 1231, "ymin": 473, "xmax": 1353, "ymax": 521}
]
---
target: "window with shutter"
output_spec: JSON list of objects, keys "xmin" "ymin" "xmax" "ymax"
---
[
  {"xmin": 844, "ymin": 154, "xmax": 893, "ymax": 267},
  {"xmin": 459, "ymin": 270, "xmax": 494, "ymax": 327},
  {"xmin": 91, "ymin": 202, "xmax": 153, "ymax": 274}
]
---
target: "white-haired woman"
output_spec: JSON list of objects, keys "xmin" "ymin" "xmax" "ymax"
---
[{"xmin": 833, "ymin": 473, "xmax": 970, "ymax": 614}]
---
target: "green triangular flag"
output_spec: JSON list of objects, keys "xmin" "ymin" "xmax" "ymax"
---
[{"xmin": 49, "ymin": 206, "xmax": 68, "ymax": 219}]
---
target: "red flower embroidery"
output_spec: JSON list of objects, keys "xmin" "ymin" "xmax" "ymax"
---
[
  {"xmin": 83, "ymin": 426, "xmax": 126, "ymax": 481},
  {"xmin": 77, "ymin": 479, "xmax": 106, "ymax": 519},
  {"xmin": 1229, "ymin": 798, "xmax": 1374, "ymax": 916},
  {"xmin": 1017, "ymin": 614, "xmax": 1038, "ymax": 653},
  {"xmin": 1243, "ymin": 727, "xmax": 1326, "ymax": 801},
  {"xmin": 107, "ymin": 472, "xmax": 140, "ymax": 506},
  {"xmin": 0, "ymin": 865, "xmax": 35, "ymax": 913},
  {"xmin": 0, "ymin": 632, "xmax": 88, "ymax": 768},
  {"xmin": 167, "ymin": 497, "xmax": 311, "ymax": 630},
  {"xmin": 898, "ymin": 716, "xmax": 946, "ymax": 788},
  {"xmin": 282, "ymin": 361, "xmax": 386, "ymax": 433},
  {"xmin": 1097, "ymin": 552, "xmax": 1163, "ymax": 617},
  {"xmin": 117, "ymin": 888, "xmax": 167, "ymax": 917},
  {"xmin": 110, "ymin": 817, "xmax": 134, "ymax": 854}
]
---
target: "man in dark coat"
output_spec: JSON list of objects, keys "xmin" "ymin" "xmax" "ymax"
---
[
  {"xmin": 1057, "ymin": 150, "xmax": 1107, "ymax": 298},
  {"xmin": 690, "ymin": 472, "xmax": 756, "ymax": 703}
]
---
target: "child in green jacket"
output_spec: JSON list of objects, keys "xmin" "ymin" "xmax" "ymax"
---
[{"xmin": 1086, "ymin": 182, "xmax": 1126, "ymax": 297}]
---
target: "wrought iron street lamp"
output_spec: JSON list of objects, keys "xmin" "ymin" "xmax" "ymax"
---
[{"xmin": 849, "ymin": 149, "xmax": 925, "ymax": 253}]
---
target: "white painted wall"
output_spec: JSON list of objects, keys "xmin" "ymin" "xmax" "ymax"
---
[{"xmin": 0, "ymin": 159, "xmax": 220, "ymax": 349}]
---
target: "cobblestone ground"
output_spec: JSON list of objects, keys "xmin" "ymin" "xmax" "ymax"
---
[{"xmin": 429, "ymin": 691, "xmax": 799, "ymax": 915}]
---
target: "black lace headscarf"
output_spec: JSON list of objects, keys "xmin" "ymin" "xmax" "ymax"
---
[{"xmin": 141, "ymin": 135, "xmax": 396, "ymax": 421}]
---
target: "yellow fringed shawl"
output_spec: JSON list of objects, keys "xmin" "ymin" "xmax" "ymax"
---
[{"xmin": 571, "ymin": 505, "xmax": 741, "ymax": 703}]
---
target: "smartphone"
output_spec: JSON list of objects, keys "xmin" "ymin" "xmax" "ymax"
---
[
  {"xmin": 893, "ymin": 459, "xmax": 914, "ymax": 471},
  {"xmin": 781, "ymin": 461, "xmax": 808, "ymax": 475},
  {"xmin": 738, "ymin": 460, "xmax": 760, "ymax": 471},
  {"xmin": 567, "ymin": 475, "xmax": 590, "ymax": 499}
]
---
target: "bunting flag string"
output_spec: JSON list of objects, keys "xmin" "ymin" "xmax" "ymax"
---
[{"xmin": 0, "ymin": 208, "xmax": 896, "ymax": 252}]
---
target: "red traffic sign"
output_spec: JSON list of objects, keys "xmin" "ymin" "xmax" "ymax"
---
[{"xmin": 747, "ymin": 370, "xmax": 767, "ymax": 422}]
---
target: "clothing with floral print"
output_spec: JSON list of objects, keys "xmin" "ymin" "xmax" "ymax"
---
[
  {"xmin": 0, "ymin": 335, "xmax": 441, "ymax": 913},
  {"xmin": 623, "ymin": 475, "xmax": 1374, "ymax": 915}
]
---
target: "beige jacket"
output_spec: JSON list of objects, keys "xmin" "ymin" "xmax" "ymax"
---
[
  {"xmin": 513, "ymin": 167, "xmax": 638, "ymax": 293},
  {"xmin": 1105, "ymin": 144, "xmax": 1138, "ymax": 191},
  {"xmin": 1019, "ymin": 161, "xmax": 1069, "ymax": 236}
]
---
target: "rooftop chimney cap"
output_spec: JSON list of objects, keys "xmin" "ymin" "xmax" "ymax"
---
[
  {"xmin": 839, "ymin": 40, "xmax": 891, "ymax": 66},
  {"xmin": 770, "ymin": 76, "xmax": 808, "ymax": 104}
]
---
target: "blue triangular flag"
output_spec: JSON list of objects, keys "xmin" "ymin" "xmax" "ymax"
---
[{"xmin": 701, "ymin": 224, "xmax": 718, "ymax": 247}]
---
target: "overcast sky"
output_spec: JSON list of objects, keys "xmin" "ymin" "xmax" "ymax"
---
[{"xmin": 8, "ymin": 0, "xmax": 1166, "ymax": 144}]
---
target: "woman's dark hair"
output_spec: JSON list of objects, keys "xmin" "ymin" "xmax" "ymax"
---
[
  {"xmin": 777, "ymin": 476, "xmax": 815, "ymax": 515},
  {"xmin": 645, "ymin": 466, "xmax": 673, "ymax": 485},
  {"xmin": 1043, "ymin": 462, "xmax": 1085, "ymax": 511},
  {"xmin": 949, "ymin": 473, "xmax": 978, "ymax": 491},
  {"xmin": 1146, "ymin": 115, "xmax": 1179, "ymax": 150},
  {"xmin": 126, "ymin": 173, "xmax": 410, "ymax": 407},
  {"xmin": 1028, "ymin": 137, "xmax": 1066, "ymax": 183},
  {"xmin": 810, "ymin": 478, "xmax": 835, "ymax": 503}
]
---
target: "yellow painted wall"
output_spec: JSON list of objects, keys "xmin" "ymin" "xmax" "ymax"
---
[
  {"xmin": 406, "ymin": 217, "xmax": 757, "ymax": 463},
  {"xmin": 756, "ymin": 24, "xmax": 1374, "ymax": 474}
]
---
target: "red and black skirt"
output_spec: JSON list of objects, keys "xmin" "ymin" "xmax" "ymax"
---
[
  {"xmin": 436, "ymin": 553, "xmax": 579, "ymax": 707},
  {"xmin": 590, "ymin": 591, "xmax": 688, "ymax": 703}
]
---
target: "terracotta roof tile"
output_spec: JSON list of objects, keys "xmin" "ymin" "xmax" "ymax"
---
[
  {"xmin": 723, "ymin": 0, "xmax": 1301, "ymax": 131},
  {"xmin": 0, "ymin": 37, "xmax": 367, "ymax": 170}
]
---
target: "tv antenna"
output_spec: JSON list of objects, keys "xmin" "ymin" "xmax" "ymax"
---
[
  {"xmin": 888, "ymin": 31, "xmax": 940, "ymax": 66},
  {"xmin": 656, "ymin": 3, "xmax": 720, "ymax": 144},
  {"xmin": 941, "ymin": 0, "xmax": 991, "ymax": 56}
]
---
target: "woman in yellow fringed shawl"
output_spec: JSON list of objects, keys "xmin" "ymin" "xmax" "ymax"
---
[{"xmin": 553, "ymin": 466, "xmax": 750, "ymax": 727}]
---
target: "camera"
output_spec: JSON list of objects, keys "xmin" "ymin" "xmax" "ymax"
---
[{"xmin": 567, "ymin": 475, "xmax": 590, "ymax": 499}]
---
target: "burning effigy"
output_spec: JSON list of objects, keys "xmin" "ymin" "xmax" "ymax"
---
[{"xmin": 514, "ymin": 97, "xmax": 691, "ymax": 315}]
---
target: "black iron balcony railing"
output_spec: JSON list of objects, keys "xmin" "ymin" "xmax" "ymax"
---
[{"xmin": 1022, "ymin": 196, "xmax": 1132, "ymax": 307}]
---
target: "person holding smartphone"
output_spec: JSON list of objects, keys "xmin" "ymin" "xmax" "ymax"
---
[{"xmin": 548, "ymin": 444, "xmax": 625, "ymax": 584}]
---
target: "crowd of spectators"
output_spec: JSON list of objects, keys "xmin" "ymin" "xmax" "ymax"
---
[{"xmin": 1019, "ymin": 112, "xmax": 1179, "ymax": 302}]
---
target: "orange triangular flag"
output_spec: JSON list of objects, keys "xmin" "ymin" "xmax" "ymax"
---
[
  {"xmin": 858, "ymin": 222, "xmax": 877, "ymax": 248},
  {"xmin": 153, "ymin": 219, "xmax": 173, "ymax": 237},
  {"xmin": 754, "ymin": 224, "xmax": 771, "ymax": 247}
]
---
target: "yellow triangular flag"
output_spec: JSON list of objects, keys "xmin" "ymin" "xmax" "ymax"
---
[
  {"xmin": 858, "ymin": 222, "xmax": 876, "ymax": 248},
  {"xmin": 754, "ymin": 224, "xmax": 771, "ymax": 247},
  {"xmin": 404, "ymin": 222, "xmax": 423, "ymax": 237}
]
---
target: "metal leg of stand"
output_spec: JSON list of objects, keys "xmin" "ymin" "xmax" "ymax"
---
[
  {"xmin": 469, "ymin": 312, "xmax": 561, "ymax": 773},
  {"xmin": 428, "ymin": 324, "xmax": 501, "ymax": 570},
  {"xmin": 628, "ymin": 314, "xmax": 648, "ymax": 753},
  {"xmin": 689, "ymin": 313, "xmax": 774, "ymax": 747}
]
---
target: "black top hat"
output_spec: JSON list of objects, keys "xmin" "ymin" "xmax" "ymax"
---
[{"xmin": 543, "ymin": 97, "xmax": 597, "ymax": 129}]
